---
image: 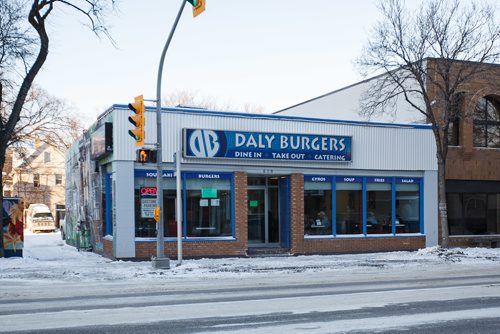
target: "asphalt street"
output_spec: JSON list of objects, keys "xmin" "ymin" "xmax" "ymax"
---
[{"xmin": 2, "ymin": 267, "xmax": 500, "ymax": 333}]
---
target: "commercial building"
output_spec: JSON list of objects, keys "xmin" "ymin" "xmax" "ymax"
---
[{"xmin": 66, "ymin": 105, "xmax": 438, "ymax": 259}]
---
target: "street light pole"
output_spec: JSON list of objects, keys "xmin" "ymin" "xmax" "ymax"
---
[{"xmin": 152, "ymin": 0, "xmax": 187, "ymax": 269}]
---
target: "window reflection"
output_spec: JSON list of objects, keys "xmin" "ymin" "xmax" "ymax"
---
[
  {"xmin": 304, "ymin": 181, "xmax": 332, "ymax": 236},
  {"xmin": 336, "ymin": 182, "xmax": 362, "ymax": 234},
  {"xmin": 366, "ymin": 183, "xmax": 392, "ymax": 234},
  {"xmin": 447, "ymin": 193, "xmax": 500, "ymax": 235},
  {"xmin": 396, "ymin": 184, "xmax": 420, "ymax": 233}
]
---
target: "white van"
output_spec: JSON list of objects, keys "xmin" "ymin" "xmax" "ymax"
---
[{"xmin": 26, "ymin": 204, "xmax": 56, "ymax": 233}]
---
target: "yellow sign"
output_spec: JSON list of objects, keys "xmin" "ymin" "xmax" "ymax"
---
[
  {"xmin": 193, "ymin": 0, "xmax": 205, "ymax": 17},
  {"xmin": 154, "ymin": 206, "xmax": 161, "ymax": 222}
]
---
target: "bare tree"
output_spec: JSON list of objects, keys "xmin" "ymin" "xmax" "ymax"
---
[
  {"xmin": 9, "ymin": 86, "xmax": 86, "ymax": 151},
  {"xmin": 0, "ymin": 0, "xmax": 115, "ymax": 257},
  {"xmin": 356, "ymin": 0, "xmax": 499, "ymax": 247},
  {"xmin": 163, "ymin": 89, "xmax": 264, "ymax": 113}
]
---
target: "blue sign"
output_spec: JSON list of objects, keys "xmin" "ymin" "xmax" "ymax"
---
[
  {"xmin": 366, "ymin": 177, "xmax": 391, "ymax": 183},
  {"xmin": 304, "ymin": 175, "xmax": 333, "ymax": 183},
  {"xmin": 184, "ymin": 172, "xmax": 232, "ymax": 180},
  {"xmin": 396, "ymin": 177, "xmax": 419, "ymax": 184},
  {"xmin": 135, "ymin": 170, "xmax": 174, "ymax": 178},
  {"xmin": 184, "ymin": 129, "xmax": 352, "ymax": 162},
  {"xmin": 336, "ymin": 176, "xmax": 362, "ymax": 183}
]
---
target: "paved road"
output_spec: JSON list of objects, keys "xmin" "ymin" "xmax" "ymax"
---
[{"xmin": 1, "ymin": 267, "xmax": 500, "ymax": 333}]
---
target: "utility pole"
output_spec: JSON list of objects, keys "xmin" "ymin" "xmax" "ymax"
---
[
  {"xmin": 151, "ymin": 0, "xmax": 205, "ymax": 269},
  {"xmin": 151, "ymin": 0, "xmax": 186, "ymax": 269}
]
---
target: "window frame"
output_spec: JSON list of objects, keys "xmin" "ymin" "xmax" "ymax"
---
[
  {"xmin": 33, "ymin": 174, "xmax": 40, "ymax": 187},
  {"xmin": 473, "ymin": 96, "xmax": 500, "ymax": 148},
  {"xmin": 304, "ymin": 175, "xmax": 423, "ymax": 238}
]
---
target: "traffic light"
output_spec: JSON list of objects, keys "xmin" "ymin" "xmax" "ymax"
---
[
  {"xmin": 186, "ymin": 0, "xmax": 205, "ymax": 17},
  {"xmin": 128, "ymin": 95, "xmax": 145, "ymax": 147}
]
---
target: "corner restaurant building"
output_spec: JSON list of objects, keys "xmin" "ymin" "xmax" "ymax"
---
[{"xmin": 68, "ymin": 105, "xmax": 439, "ymax": 259}]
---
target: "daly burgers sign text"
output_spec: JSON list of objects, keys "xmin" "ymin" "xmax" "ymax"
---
[{"xmin": 184, "ymin": 129, "xmax": 352, "ymax": 162}]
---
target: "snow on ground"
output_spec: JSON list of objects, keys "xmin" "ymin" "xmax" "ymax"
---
[{"xmin": 1, "ymin": 231, "xmax": 500, "ymax": 283}]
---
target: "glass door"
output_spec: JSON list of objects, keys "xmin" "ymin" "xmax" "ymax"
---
[{"xmin": 248, "ymin": 188, "xmax": 266, "ymax": 244}]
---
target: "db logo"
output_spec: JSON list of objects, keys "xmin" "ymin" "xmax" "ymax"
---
[{"xmin": 189, "ymin": 130, "xmax": 220, "ymax": 158}]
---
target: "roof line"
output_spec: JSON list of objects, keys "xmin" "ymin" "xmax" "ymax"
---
[
  {"xmin": 275, "ymin": 58, "xmax": 500, "ymax": 114},
  {"xmin": 111, "ymin": 104, "xmax": 432, "ymax": 130}
]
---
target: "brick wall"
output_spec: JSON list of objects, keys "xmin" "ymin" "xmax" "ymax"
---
[
  {"xmin": 427, "ymin": 60, "xmax": 500, "ymax": 247},
  {"xmin": 449, "ymin": 236, "xmax": 500, "ymax": 248},
  {"xmin": 290, "ymin": 173, "xmax": 305, "ymax": 254},
  {"xmin": 103, "ymin": 239, "xmax": 113, "ymax": 259},
  {"xmin": 426, "ymin": 60, "xmax": 500, "ymax": 183},
  {"xmin": 299, "ymin": 236, "xmax": 425, "ymax": 254}
]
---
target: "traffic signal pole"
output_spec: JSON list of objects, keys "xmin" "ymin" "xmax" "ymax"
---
[{"xmin": 152, "ymin": 0, "xmax": 187, "ymax": 269}]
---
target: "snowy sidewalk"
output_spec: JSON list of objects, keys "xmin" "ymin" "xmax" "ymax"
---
[{"xmin": 1, "ymin": 232, "xmax": 500, "ymax": 283}]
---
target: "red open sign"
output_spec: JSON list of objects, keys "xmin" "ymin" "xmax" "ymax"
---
[{"xmin": 140, "ymin": 187, "xmax": 157, "ymax": 197}]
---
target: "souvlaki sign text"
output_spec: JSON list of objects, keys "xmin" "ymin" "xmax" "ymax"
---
[{"xmin": 184, "ymin": 129, "xmax": 352, "ymax": 162}]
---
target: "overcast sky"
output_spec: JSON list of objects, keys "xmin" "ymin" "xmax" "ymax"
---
[{"xmin": 35, "ymin": 0, "xmax": 424, "ymax": 122}]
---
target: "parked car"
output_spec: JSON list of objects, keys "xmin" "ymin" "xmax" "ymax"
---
[{"xmin": 26, "ymin": 204, "xmax": 56, "ymax": 233}]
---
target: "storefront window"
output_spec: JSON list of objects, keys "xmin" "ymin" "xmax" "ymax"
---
[
  {"xmin": 185, "ymin": 174, "xmax": 232, "ymax": 237},
  {"xmin": 134, "ymin": 173, "xmax": 176, "ymax": 238},
  {"xmin": 336, "ymin": 179, "xmax": 362, "ymax": 234},
  {"xmin": 396, "ymin": 182, "xmax": 420, "ymax": 233},
  {"xmin": 304, "ymin": 177, "xmax": 332, "ymax": 236},
  {"xmin": 366, "ymin": 180, "xmax": 392, "ymax": 234},
  {"xmin": 134, "ymin": 188, "xmax": 157, "ymax": 238},
  {"xmin": 447, "ymin": 193, "xmax": 500, "ymax": 235}
]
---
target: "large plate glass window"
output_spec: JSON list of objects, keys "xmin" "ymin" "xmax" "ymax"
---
[
  {"xmin": 134, "ymin": 171, "xmax": 177, "ymax": 238},
  {"xmin": 185, "ymin": 173, "xmax": 232, "ymax": 238},
  {"xmin": 395, "ymin": 178, "xmax": 420, "ymax": 233},
  {"xmin": 304, "ymin": 176, "xmax": 332, "ymax": 236},
  {"xmin": 336, "ymin": 177, "xmax": 362, "ymax": 235},
  {"xmin": 366, "ymin": 177, "xmax": 392, "ymax": 234}
]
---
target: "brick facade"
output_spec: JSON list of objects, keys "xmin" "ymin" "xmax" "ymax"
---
[
  {"xmin": 101, "ymin": 171, "xmax": 428, "ymax": 260},
  {"xmin": 429, "ymin": 60, "xmax": 500, "ymax": 247},
  {"xmin": 444, "ymin": 62, "xmax": 500, "ymax": 181},
  {"xmin": 103, "ymin": 239, "xmax": 113, "ymax": 259}
]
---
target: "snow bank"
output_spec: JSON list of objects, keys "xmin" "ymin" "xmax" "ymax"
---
[{"xmin": 1, "ymin": 232, "xmax": 499, "ymax": 283}]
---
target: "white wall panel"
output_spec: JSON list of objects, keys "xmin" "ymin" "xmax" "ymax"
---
[
  {"xmin": 111, "ymin": 107, "xmax": 437, "ymax": 173},
  {"xmin": 112, "ymin": 160, "xmax": 135, "ymax": 258},
  {"xmin": 276, "ymin": 70, "xmax": 427, "ymax": 124}
]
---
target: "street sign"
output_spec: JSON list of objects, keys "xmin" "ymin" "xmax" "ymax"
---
[{"xmin": 193, "ymin": 0, "xmax": 205, "ymax": 17}]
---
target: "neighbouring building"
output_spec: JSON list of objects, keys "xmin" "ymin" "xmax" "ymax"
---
[
  {"xmin": 11, "ymin": 141, "xmax": 66, "ymax": 224},
  {"xmin": 276, "ymin": 59, "xmax": 500, "ymax": 248},
  {"xmin": 66, "ymin": 104, "xmax": 438, "ymax": 260}
]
